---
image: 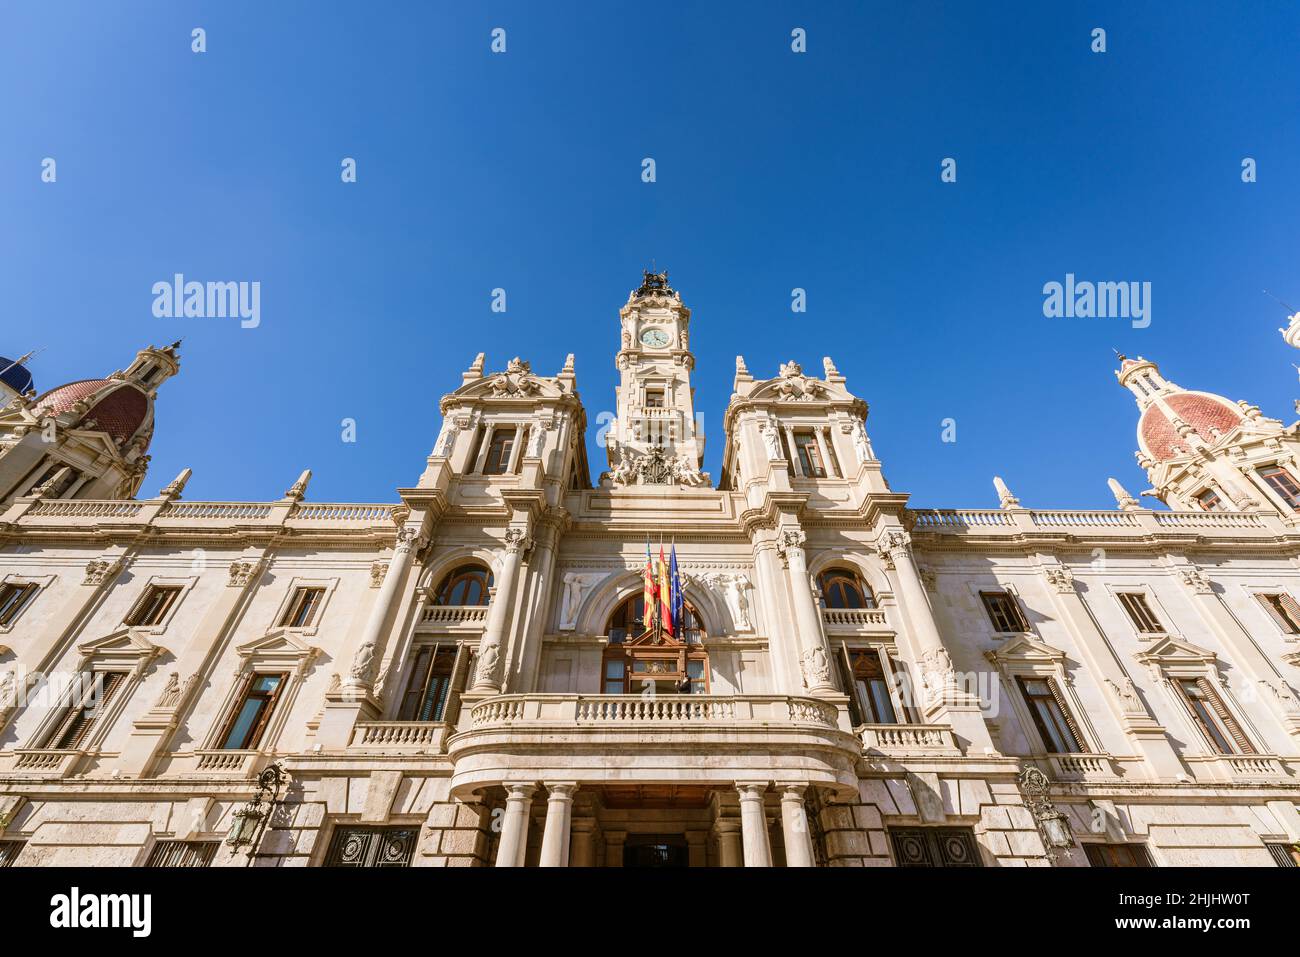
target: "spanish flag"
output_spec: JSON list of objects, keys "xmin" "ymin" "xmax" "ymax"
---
[
  {"xmin": 658, "ymin": 545, "xmax": 673, "ymax": 637},
  {"xmin": 642, "ymin": 540, "xmax": 657, "ymax": 632}
]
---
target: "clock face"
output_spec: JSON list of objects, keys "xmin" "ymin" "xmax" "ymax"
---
[{"xmin": 640, "ymin": 328, "xmax": 671, "ymax": 348}]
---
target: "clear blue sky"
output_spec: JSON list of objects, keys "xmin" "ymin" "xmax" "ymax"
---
[{"xmin": 3, "ymin": 2, "xmax": 1297, "ymax": 509}]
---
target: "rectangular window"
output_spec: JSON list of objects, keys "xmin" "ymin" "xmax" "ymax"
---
[
  {"xmin": 0, "ymin": 582, "xmax": 39, "ymax": 627},
  {"xmin": 603, "ymin": 658, "xmax": 626, "ymax": 694},
  {"xmin": 1256, "ymin": 593, "xmax": 1300, "ymax": 635},
  {"xmin": 279, "ymin": 587, "xmax": 325, "ymax": 628},
  {"xmin": 1266, "ymin": 842, "xmax": 1300, "ymax": 868},
  {"xmin": 0, "ymin": 841, "xmax": 24, "ymax": 867},
  {"xmin": 1174, "ymin": 677, "xmax": 1254, "ymax": 755},
  {"xmin": 685, "ymin": 658, "xmax": 707, "ymax": 695},
  {"xmin": 323, "ymin": 825, "xmax": 417, "ymax": 867},
  {"xmin": 40, "ymin": 671, "xmax": 128, "ymax": 750},
  {"xmin": 398, "ymin": 644, "xmax": 457, "ymax": 721},
  {"xmin": 1259, "ymin": 466, "xmax": 1300, "ymax": 509},
  {"xmin": 125, "ymin": 585, "xmax": 183, "ymax": 627},
  {"xmin": 644, "ymin": 389, "xmax": 665, "ymax": 408},
  {"xmin": 793, "ymin": 432, "xmax": 826, "ymax": 478},
  {"xmin": 847, "ymin": 649, "xmax": 898, "ymax": 724},
  {"xmin": 1083, "ymin": 843, "xmax": 1154, "ymax": 867},
  {"xmin": 146, "ymin": 840, "xmax": 219, "ymax": 867},
  {"xmin": 482, "ymin": 427, "xmax": 515, "ymax": 475},
  {"xmin": 1117, "ymin": 592, "xmax": 1164, "ymax": 634},
  {"xmin": 1016, "ymin": 676, "xmax": 1086, "ymax": 753},
  {"xmin": 980, "ymin": 591, "xmax": 1028, "ymax": 633},
  {"xmin": 217, "ymin": 673, "xmax": 287, "ymax": 750},
  {"xmin": 1195, "ymin": 489, "xmax": 1223, "ymax": 511}
]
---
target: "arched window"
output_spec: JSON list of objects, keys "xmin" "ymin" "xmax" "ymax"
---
[
  {"xmin": 817, "ymin": 568, "xmax": 876, "ymax": 609},
  {"xmin": 432, "ymin": 564, "xmax": 493, "ymax": 606},
  {"xmin": 602, "ymin": 593, "xmax": 709, "ymax": 695}
]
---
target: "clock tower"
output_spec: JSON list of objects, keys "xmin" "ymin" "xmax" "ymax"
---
[{"xmin": 604, "ymin": 270, "xmax": 709, "ymax": 487}]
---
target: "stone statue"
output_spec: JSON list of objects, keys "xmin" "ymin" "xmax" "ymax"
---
[
  {"xmin": 800, "ymin": 646, "xmax": 831, "ymax": 687},
  {"xmin": 476, "ymin": 642, "xmax": 501, "ymax": 685},
  {"xmin": 559, "ymin": 572, "xmax": 605, "ymax": 630},
  {"xmin": 433, "ymin": 420, "xmax": 458, "ymax": 457},
  {"xmin": 701, "ymin": 572, "xmax": 753, "ymax": 631},
  {"xmin": 852, "ymin": 419, "xmax": 873, "ymax": 464},
  {"xmin": 348, "ymin": 642, "xmax": 375, "ymax": 686},
  {"xmin": 526, "ymin": 422, "xmax": 547, "ymax": 458},
  {"xmin": 760, "ymin": 423, "xmax": 782, "ymax": 461}
]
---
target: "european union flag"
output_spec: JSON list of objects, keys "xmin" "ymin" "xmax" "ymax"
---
[{"xmin": 669, "ymin": 543, "xmax": 684, "ymax": 637}]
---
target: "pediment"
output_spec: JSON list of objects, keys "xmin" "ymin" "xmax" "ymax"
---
[
  {"xmin": 985, "ymin": 632, "xmax": 1066, "ymax": 666},
  {"xmin": 77, "ymin": 628, "xmax": 165, "ymax": 675},
  {"xmin": 1134, "ymin": 635, "xmax": 1218, "ymax": 667},
  {"xmin": 236, "ymin": 629, "xmax": 321, "ymax": 674},
  {"xmin": 452, "ymin": 368, "xmax": 565, "ymax": 402}
]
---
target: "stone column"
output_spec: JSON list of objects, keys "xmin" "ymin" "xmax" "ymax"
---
[
  {"xmin": 736, "ymin": 783, "xmax": 773, "ymax": 867},
  {"xmin": 877, "ymin": 528, "xmax": 995, "ymax": 751},
  {"xmin": 538, "ymin": 783, "xmax": 577, "ymax": 867},
  {"xmin": 344, "ymin": 522, "xmax": 424, "ymax": 692},
  {"xmin": 470, "ymin": 526, "xmax": 531, "ymax": 693},
  {"xmin": 776, "ymin": 527, "xmax": 837, "ymax": 696},
  {"xmin": 783, "ymin": 426, "xmax": 803, "ymax": 477},
  {"xmin": 494, "ymin": 783, "xmax": 535, "ymax": 868},
  {"xmin": 570, "ymin": 818, "xmax": 597, "ymax": 867},
  {"xmin": 603, "ymin": 829, "xmax": 627, "ymax": 867},
  {"xmin": 715, "ymin": 819, "xmax": 744, "ymax": 867},
  {"xmin": 779, "ymin": 784, "xmax": 815, "ymax": 867}
]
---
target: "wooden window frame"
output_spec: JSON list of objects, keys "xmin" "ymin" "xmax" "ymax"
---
[
  {"xmin": 215, "ymin": 671, "xmax": 289, "ymax": 751},
  {"xmin": 1015, "ymin": 675, "xmax": 1087, "ymax": 754},
  {"xmin": 1173, "ymin": 676, "xmax": 1255, "ymax": 755},
  {"xmin": 397, "ymin": 642, "xmax": 462, "ymax": 721},
  {"xmin": 980, "ymin": 591, "xmax": 1029, "ymax": 634},
  {"xmin": 39, "ymin": 670, "xmax": 129, "ymax": 751},
  {"xmin": 1255, "ymin": 592, "xmax": 1300, "ymax": 636},
  {"xmin": 1258, "ymin": 465, "xmax": 1300, "ymax": 510},
  {"xmin": 1195, "ymin": 488, "xmax": 1224, "ymax": 512},
  {"xmin": 0, "ymin": 581, "xmax": 40, "ymax": 628},
  {"xmin": 125, "ymin": 584, "xmax": 184, "ymax": 628},
  {"xmin": 432, "ymin": 564, "xmax": 493, "ymax": 607},
  {"xmin": 792, "ymin": 431, "xmax": 826, "ymax": 478},
  {"xmin": 482, "ymin": 427, "xmax": 515, "ymax": 475},
  {"xmin": 818, "ymin": 569, "xmax": 876, "ymax": 610},
  {"xmin": 278, "ymin": 587, "xmax": 326, "ymax": 629},
  {"xmin": 1117, "ymin": 592, "xmax": 1165, "ymax": 634}
]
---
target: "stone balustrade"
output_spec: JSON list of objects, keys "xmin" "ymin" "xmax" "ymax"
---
[
  {"xmin": 418, "ymin": 605, "xmax": 489, "ymax": 627},
  {"xmin": 861, "ymin": 723, "xmax": 960, "ymax": 755},
  {"xmin": 910, "ymin": 506, "xmax": 1286, "ymax": 538},
  {"xmin": 468, "ymin": 693, "xmax": 842, "ymax": 730},
  {"xmin": 350, "ymin": 721, "xmax": 446, "ymax": 752}
]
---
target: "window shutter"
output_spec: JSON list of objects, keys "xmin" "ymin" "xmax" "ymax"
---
[
  {"xmin": 441, "ymin": 643, "xmax": 474, "ymax": 727},
  {"xmin": 1046, "ymin": 677, "xmax": 1089, "ymax": 753},
  {"xmin": 834, "ymin": 646, "xmax": 865, "ymax": 726},
  {"xmin": 1194, "ymin": 677, "xmax": 1255, "ymax": 755},
  {"xmin": 1280, "ymin": 594, "xmax": 1300, "ymax": 630},
  {"xmin": 1255, "ymin": 594, "xmax": 1295, "ymax": 633}
]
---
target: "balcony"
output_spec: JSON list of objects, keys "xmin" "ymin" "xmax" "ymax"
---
[
  {"xmin": 10, "ymin": 749, "xmax": 81, "ymax": 778},
  {"xmin": 416, "ymin": 604, "xmax": 489, "ymax": 633},
  {"xmin": 190, "ymin": 749, "xmax": 263, "ymax": 775},
  {"xmin": 349, "ymin": 721, "xmax": 447, "ymax": 753},
  {"xmin": 1184, "ymin": 753, "xmax": 1289, "ymax": 783},
  {"xmin": 447, "ymin": 693, "xmax": 862, "ymax": 798},
  {"xmin": 1045, "ymin": 752, "xmax": 1120, "ymax": 782},
  {"xmin": 860, "ymin": 724, "xmax": 961, "ymax": 757},
  {"xmin": 820, "ymin": 607, "xmax": 891, "ymax": 635}
]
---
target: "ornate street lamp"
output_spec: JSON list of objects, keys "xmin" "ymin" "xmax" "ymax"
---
[
  {"xmin": 226, "ymin": 762, "xmax": 289, "ymax": 865},
  {"xmin": 1017, "ymin": 765, "xmax": 1074, "ymax": 851}
]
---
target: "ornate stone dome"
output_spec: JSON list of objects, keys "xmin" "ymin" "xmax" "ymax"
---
[
  {"xmin": 1138, "ymin": 391, "xmax": 1244, "ymax": 462},
  {"xmin": 32, "ymin": 379, "xmax": 150, "ymax": 446}
]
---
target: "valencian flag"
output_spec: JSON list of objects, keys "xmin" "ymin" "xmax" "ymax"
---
[
  {"xmin": 657, "ymin": 544, "xmax": 673, "ymax": 637},
  {"xmin": 642, "ymin": 540, "xmax": 657, "ymax": 632},
  {"xmin": 669, "ymin": 543, "xmax": 684, "ymax": 637}
]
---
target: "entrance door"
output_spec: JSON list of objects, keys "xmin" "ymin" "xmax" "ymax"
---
[
  {"xmin": 623, "ymin": 834, "xmax": 689, "ymax": 867},
  {"xmin": 887, "ymin": 827, "xmax": 983, "ymax": 867}
]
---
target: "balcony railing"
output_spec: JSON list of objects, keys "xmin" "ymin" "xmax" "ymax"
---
[
  {"xmin": 193, "ymin": 749, "xmax": 260, "ymax": 774},
  {"xmin": 11, "ymin": 748, "xmax": 80, "ymax": 776},
  {"xmin": 419, "ymin": 605, "xmax": 489, "ymax": 627},
  {"xmin": 350, "ymin": 721, "xmax": 446, "ymax": 752},
  {"xmin": 468, "ymin": 694, "xmax": 842, "ymax": 731},
  {"xmin": 860, "ymin": 724, "xmax": 960, "ymax": 755},
  {"xmin": 820, "ymin": 608, "xmax": 890, "ymax": 632},
  {"xmin": 911, "ymin": 507, "xmax": 1275, "ymax": 535},
  {"xmin": 1046, "ymin": 752, "xmax": 1119, "ymax": 781}
]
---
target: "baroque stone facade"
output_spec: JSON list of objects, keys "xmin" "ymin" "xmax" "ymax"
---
[{"xmin": 1, "ymin": 274, "xmax": 1299, "ymax": 868}]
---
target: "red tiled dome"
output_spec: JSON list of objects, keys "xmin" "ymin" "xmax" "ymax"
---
[
  {"xmin": 1139, "ymin": 393, "xmax": 1243, "ymax": 463},
  {"xmin": 33, "ymin": 379, "xmax": 149, "ymax": 446}
]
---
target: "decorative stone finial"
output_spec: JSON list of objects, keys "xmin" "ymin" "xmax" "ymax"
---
[
  {"xmin": 822, "ymin": 356, "xmax": 839, "ymax": 378},
  {"xmin": 993, "ymin": 475, "xmax": 1020, "ymax": 509},
  {"xmin": 561, "ymin": 353, "xmax": 575, "ymax": 374},
  {"xmin": 1107, "ymin": 477, "xmax": 1141, "ymax": 510},
  {"xmin": 282, "ymin": 469, "xmax": 312, "ymax": 502},
  {"xmin": 157, "ymin": 467, "xmax": 192, "ymax": 500}
]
